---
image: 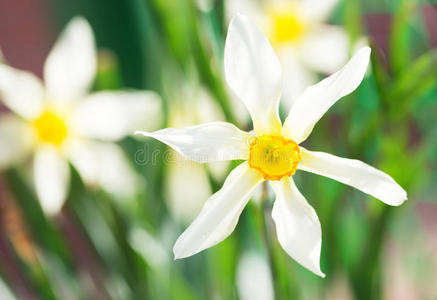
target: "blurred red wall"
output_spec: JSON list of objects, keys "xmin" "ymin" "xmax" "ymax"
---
[{"xmin": 0, "ymin": 0, "xmax": 54, "ymax": 77}]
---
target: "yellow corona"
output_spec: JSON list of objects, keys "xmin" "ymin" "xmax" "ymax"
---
[
  {"xmin": 32, "ymin": 110, "xmax": 69, "ymax": 146},
  {"xmin": 270, "ymin": 10, "xmax": 306, "ymax": 44},
  {"xmin": 248, "ymin": 135, "xmax": 301, "ymax": 181}
]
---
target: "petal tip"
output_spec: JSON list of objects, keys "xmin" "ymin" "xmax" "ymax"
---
[
  {"xmin": 394, "ymin": 193, "xmax": 408, "ymax": 206},
  {"xmin": 304, "ymin": 263, "xmax": 326, "ymax": 278},
  {"xmin": 309, "ymin": 263, "xmax": 326, "ymax": 278},
  {"xmin": 401, "ymin": 191, "xmax": 408, "ymax": 203},
  {"xmin": 232, "ymin": 12, "xmax": 246, "ymax": 21},
  {"xmin": 357, "ymin": 46, "xmax": 371, "ymax": 63},
  {"xmin": 362, "ymin": 46, "xmax": 372, "ymax": 53},
  {"xmin": 64, "ymin": 16, "xmax": 93, "ymax": 40},
  {"xmin": 173, "ymin": 244, "xmax": 190, "ymax": 260},
  {"xmin": 388, "ymin": 186, "xmax": 408, "ymax": 206},
  {"xmin": 316, "ymin": 269, "xmax": 326, "ymax": 278},
  {"xmin": 69, "ymin": 15, "xmax": 91, "ymax": 30},
  {"xmin": 359, "ymin": 46, "xmax": 372, "ymax": 61}
]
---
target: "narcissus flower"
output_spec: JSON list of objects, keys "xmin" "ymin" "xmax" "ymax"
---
[
  {"xmin": 227, "ymin": 0, "xmax": 351, "ymax": 110},
  {"xmin": 136, "ymin": 14, "xmax": 407, "ymax": 277},
  {"xmin": 0, "ymin": 17, "xmax": 161, "ymax": 215}
]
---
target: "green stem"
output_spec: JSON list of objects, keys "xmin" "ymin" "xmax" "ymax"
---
[
  {"xmin": 252, "ymin": 183, "xmax": 297, "ymax": 300},
  {"xmin": 259, "ymin": 201, "xmax": 281, "ymax": 298},
  {"xmin": 351, "ymin": 206, "xmax": 391, "ymax": 300}
]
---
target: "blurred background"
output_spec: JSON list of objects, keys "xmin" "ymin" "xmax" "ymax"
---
[{"xmin": 0, "ymin": 0, "xmax": 436, "ymax": 299}]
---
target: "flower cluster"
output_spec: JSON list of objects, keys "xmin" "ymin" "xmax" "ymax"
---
[{"xmin": 0, "ymin": 12, "xmax": 407, "ymax": 278}]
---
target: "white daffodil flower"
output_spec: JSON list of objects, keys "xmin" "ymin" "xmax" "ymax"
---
[
  {"xmin": 136, "ymin": 14, "xmax": 407, "ymax": 277},
  {"xmin": 0, "ymin": 17, "xmax": 161, "ymax": 215},
  {"xmin": 227, "ymin": 0, "xmax": 350, "ymax": 111}
]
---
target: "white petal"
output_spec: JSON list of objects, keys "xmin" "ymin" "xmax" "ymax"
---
[
  {"xmin": 270, "ymin": 177, "xmax": 324, "ymax": 277},
  {"xmin": 0, "ymin": 115, "xmax": 33, "ymax": 168},
  {"xmin": 72, "ymin": 91, "xmax": 161, "ymax": 141},
  {"xmin": 224, "ymin": 14, "xmax": 282, "ymax": 134},
  {"xmin": 299, "ymin": 25, "xmax": 349, "ymax": 74},
  {"xmin": 299, "ymin": 149, "xmax": 407, "ymax": 206},
  {"xmin": 173, "ymin": 162, "xmax": 264, "ymax": 258},
  {"xmin": 0, "ymin": 65, "xmax": 44, "ymax": 119},
  {"xmin": 135, "ymin": 122, "xmax": 251, "ymax": 163},
  {"xmin": 33, "ymin": 147, "xmax": 70, "ymax": 215},
  {"xmin": 67, "ymin": 140, "xmax": 141, "ymax": 198},
  {"xmin": 44, "ymin": 17, "xmax": 96, "ymax": 102},
  {"xmin": 282, "ymin": 47, "xmax": 371, "ymax": 143},
  {"xmin": 165, "ymin": 153, "xmax": 212, "ymax": 224},
  {"xmin": 237, "ymin": 252, "xmax": 274, "ymax": 300},
  {"xmin": 300, "ymin": 0, "xmax": 339, "ymax": 22}
]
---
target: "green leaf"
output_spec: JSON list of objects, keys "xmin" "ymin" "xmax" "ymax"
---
[
  {"xmin": 387, "ymin": 49, "xmax": 437, "ymax": 112},
  {"xmin": 68, "ymin": 167, "xmax": 150, "ymax": 299},
  {"xmin": 343, "ymin": 0, "xmax": 362, "ymax": 43},
  {"xmin": 389, "ymin": 0, "xmax": 417, "ymax": 75}
]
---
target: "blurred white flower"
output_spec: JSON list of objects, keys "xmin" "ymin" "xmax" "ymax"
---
[
  {"xmin": 195, "ymin": 0, "xmax": 214, "ymax": 12},
  {"xmin": 136, "ymin": 14, "xmax": 407, "ymax": 277},
  {"xmin": 129, "ymin": 227, "xmax": 170, "ymax": 270},
  {"xmin": 237, "ymin": 252, "xmax": 274, "ymax": 300},
  {"xmin": 227, "ymin": 0, "xmax": 350, "ymax": 111},
  {"xmin": 0, "ymin": 17, "xmax": 161, "ymax": 215},
  {"xmin": 164, "ymin": 83, "xmax": 229, "ymax": 224}
]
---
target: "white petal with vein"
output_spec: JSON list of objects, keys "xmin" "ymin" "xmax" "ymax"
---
[
  {"xmin": 173, "ymin": 162, "xmax": 264, "ymax": 258},
  {"xmin": 299, "ymin": 149, "xmax": 407, "ymax": 206},
  {"xmin": 270, "ymin": 177, "xmax": 324, "ymax": 277},
  {"xmin": 135, "ymin": 122, "xmax": 251, "ymax": 163},
  {"xmin": 283, "ymin": 47, "xmax": 371, "ymax": 143},
  {"xmin": 224, "ymin": 14, "xmax": 282, "ymax": 134}
]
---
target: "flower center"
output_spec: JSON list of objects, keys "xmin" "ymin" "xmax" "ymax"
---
[
  {"xmin": 269, "ymin": 10, "xmax": 306, "ymax": 44},
  {"xmin": 32, "ymin": 110, "xmax": 69, "ymax": 146},
  {"xmin": 248, "ymin": 135, "xmax": 301, "ymax": 181}
]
